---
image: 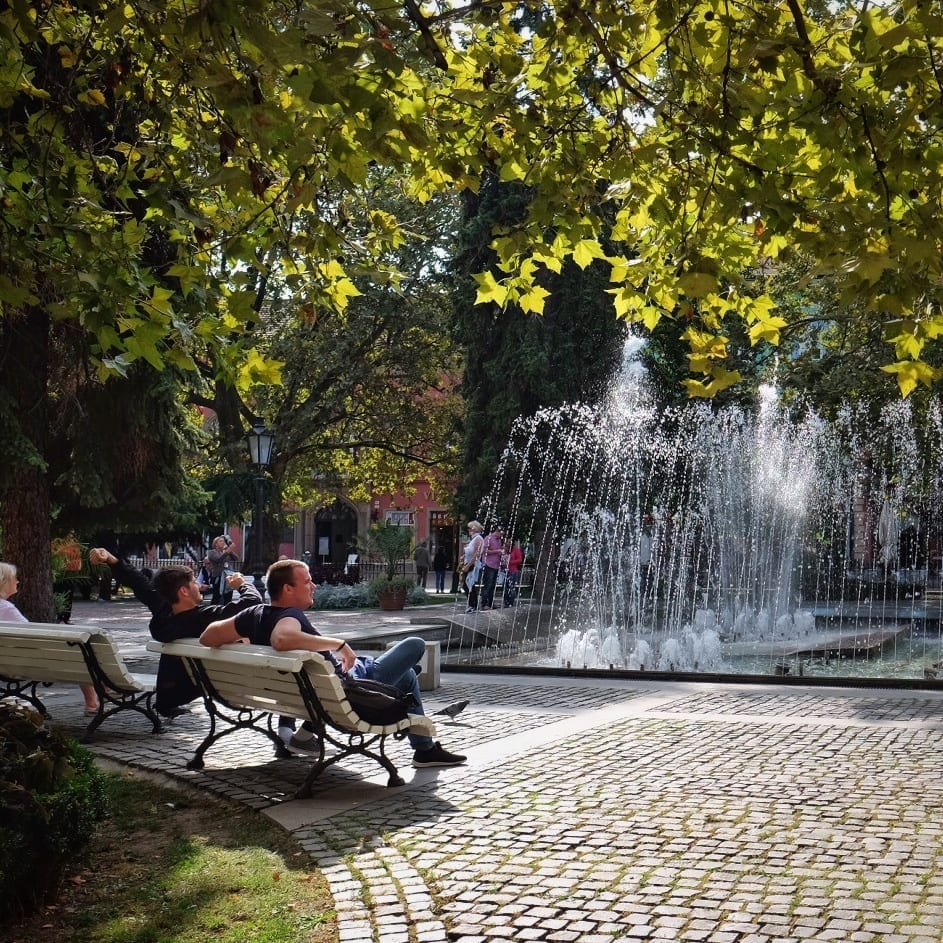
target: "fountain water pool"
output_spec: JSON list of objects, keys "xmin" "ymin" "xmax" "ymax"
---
[{"xmin": 445, "ymin": 338, "xmax": 943, "ymax": 682}]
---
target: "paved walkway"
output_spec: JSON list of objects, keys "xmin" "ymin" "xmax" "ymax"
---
[{"xmin": 33, "ymin": 599, "xmax": 943, "ymax": 942}]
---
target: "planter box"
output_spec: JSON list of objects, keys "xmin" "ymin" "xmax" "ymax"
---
[{"xmin": 378, "ymin": 588, "xmax": 407, "ymax": 611}]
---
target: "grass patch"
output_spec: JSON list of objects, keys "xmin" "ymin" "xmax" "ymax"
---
[{"xmin": 2, "ymin": 769, "xmax": 336, "ymax": 943}]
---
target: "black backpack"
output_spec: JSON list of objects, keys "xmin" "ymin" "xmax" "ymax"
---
[{"xmin": 341, "ymin": 678, "xmax": 417, "ymax": 725}]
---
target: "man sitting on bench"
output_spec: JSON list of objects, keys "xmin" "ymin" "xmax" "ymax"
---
[
  {"xmin": 200, "ymin": 558, "xmax": 466, "ymax": 769},
  {"xmin": 89, "ymin": 548, "xmax": 262, "ymax": 718}
]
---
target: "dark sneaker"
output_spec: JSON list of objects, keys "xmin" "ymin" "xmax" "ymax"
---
[
  {"xmin": 288, "ymin": 734, "xmax": 320, "ymax": 756},
  {"xmin": 157, "ymin": 706, "xmax": 189, "ymax": 719},
  {"xmin": 412, "ymin": 742, "xmax": 467, "ymax": 768}
]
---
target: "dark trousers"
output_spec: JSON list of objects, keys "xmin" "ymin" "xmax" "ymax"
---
[{"xmin": 480, "ymin": 565, "xmax": 500, "ymax": 608}]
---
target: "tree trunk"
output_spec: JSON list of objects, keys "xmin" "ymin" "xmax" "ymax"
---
[{"xmin": 0, "ymin": 306, "xmax": 54, "ymax": 621}]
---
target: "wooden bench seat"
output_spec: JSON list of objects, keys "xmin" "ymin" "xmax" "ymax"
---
[
  {"xmin": 146, "ymin": 639, "xmax": 435, "ymax": 795},
  {"xmin": 0, "ymin": 621, "xmax": 160, "ymax": 740}
]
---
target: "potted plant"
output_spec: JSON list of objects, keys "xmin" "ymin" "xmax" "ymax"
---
[
  {"xmin": 50, "ymin": 536, "xmax": 110, "ymax": 622},
  {"xmin": 366, "ymin": 521, "xmax": 414, "ymax": 610},
  {"xmin": 51, "ymin": 535, "xmax": 85, "ymax": 623}
]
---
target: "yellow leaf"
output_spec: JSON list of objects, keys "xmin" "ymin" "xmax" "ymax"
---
[
  {"xmin": 880, "ymin": 360, "xmax": 936, "ymax": 398},
  {"xmin": 498, "ymin": 158, "xmax": 527, "ymax": 182},
  {"xmin": 473, "ymin": 270, "xmax": 509, "ymax": 307},
  {"xmin": 609, "ymin": 285, "xmax": 643, "ymax": 319},
  {"xmin": 146, "ymin": 286, "xmax": 175, "ymax": 317},
  {"xmin": 238, "ymin": 348, "xmax": 284, "ymax": 391},
  {"xmin": 846, "ymin": 252, "xmax": 894, "ymax": 285},
  {"xmin": 683, "ymin": 379, "xmax": 714, "ymax": 398},
  {"xmin": 706, "ymin": 368, "xmax": 742, "ymax": 393},
  {"xmin": 572, "ymin": 239, "xmax": 604, "ymax": 270},
  {"xmin": 641, "ymin": 306, "xmax": 661, "ymax": 331},
  {"xmin": 326, "ymin": 278, "xmax": 361, "ymax": 312},
  {"xmin": 748, "ymin": 317, "xmax": 788, "ymax": 346},
  {"xmin": 519, "ymin": 284, "xmax": 549, "ymax": 314},
  {"xmin": 678, "ymin": 272, "xmax": 718, "ymax": 297}
]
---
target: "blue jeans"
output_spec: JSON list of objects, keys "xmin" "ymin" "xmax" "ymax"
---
[
  {"xmin": 368, "ymin": 637, "xmax": 432, "ymax": 751},
  {"xmin": 281, "ymin": 637, "xmax": 433, "ymax": 751},
  {"xmin": 434, "ymin": 569, "xmax": 446, "ymax": 592}
]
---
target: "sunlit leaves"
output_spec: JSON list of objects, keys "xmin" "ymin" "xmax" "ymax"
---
[
  {"xmin": 238, "ymin": 348, "xmax": 284, "ymax": 392},
  {"xmin": 5, "ymin": 0, "xmax": 943, "ymax": 398},
  {"xmin": 881, "ymin": 360, "xmax": 938, "ymax": 398}
]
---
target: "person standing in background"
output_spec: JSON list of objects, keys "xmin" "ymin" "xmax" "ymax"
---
[
  {"xmin": 503, "ymin": 539, "xmax": 524, "ymax": 607},
  {"xmin": 433, "ymin": 544, "xmax": 449, "ymax": 594},
  {"xmin": 462, "ymin": 521, "xmax": 484, "ymax": 613},
  {"xmin": 206, "ymin": 534, "xmax": 238, "ymax": 604},
  {"xmin": 413, "ymin": 541, "xmax": 431, "ymax": 588},
  {"xmin": 479, "ymin": 524, "xmax": 505, "ymax": 610}
]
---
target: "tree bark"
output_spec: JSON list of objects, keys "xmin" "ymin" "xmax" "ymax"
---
[{"xmin": 0, "ymin": 306, "xmax": 54, "ymax": 621}]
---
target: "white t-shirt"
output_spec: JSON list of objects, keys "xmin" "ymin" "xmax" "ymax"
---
[
  {"xmin": 0, "ymin": 598, "xmax": 27, "ymax": 622},
  {"xmin": 463, "ymin": 534, "xmax": 483, "ymax": 567}
]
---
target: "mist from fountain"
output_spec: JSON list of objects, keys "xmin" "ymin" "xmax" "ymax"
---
[{"xmin": 454, "ymin": 337, "xmax": 943, "ymax": 680}]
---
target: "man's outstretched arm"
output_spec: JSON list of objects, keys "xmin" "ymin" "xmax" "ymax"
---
[{"xmin": 89, "ymin": 548, "xmax": 168, "ymax": 617}]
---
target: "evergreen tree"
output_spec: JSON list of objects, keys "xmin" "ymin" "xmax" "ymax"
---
[{"xmin": 453, "ymin": 174, "xmax": 626, "ymax": 520}]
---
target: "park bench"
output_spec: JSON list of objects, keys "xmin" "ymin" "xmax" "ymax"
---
[
  {"xmin": 0, "ymin": 621, "xmax": 160, "ymax": 740},
  {"xmin": 146, "ymin": 638, "xmax": 436, "ymax": 796}
]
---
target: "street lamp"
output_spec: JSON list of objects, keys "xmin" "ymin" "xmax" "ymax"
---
[{"xmin": 246, "ymin": 423, "xmax": 276, "ymax": 592}]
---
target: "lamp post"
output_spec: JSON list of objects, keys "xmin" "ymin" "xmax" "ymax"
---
[{"xmin": 246, "ymin": 423, "xmax": 276, "ymax": 592}]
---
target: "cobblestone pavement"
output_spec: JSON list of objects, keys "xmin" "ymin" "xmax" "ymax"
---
[{"xmin": 29, "ymin": 599, "xmax": 943, "ymax": 942}]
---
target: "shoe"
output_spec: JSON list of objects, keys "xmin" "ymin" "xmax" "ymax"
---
[
  {"xmin": 465, "ymin": 607, "xmax": 475, "ymax": 613},
  {"xmin": 287, "ymin": 733, "xmax": 320, "ymax": 756},
  {"xmin": 412, "ymin": 742, "xmax": 467, "ymax": 768},
  {"xmin": 157, "ymin": 706, "xmax": 189, "ymax": 719},
  {"xmin": 84, "ymin": 706, "xmax": 100, "ymax": 716}
]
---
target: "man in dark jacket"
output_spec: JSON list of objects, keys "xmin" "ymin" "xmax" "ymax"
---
[{"xmin": 89, "ymin": 548, "xmax": 262, "ymax": 716}]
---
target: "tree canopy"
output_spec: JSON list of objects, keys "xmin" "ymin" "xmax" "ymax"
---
[
  {"xmin": 4, "ymin": 1, "xmax": 942, "ymax": 393},
  {"xmin": 450, "ymin": 0, "xmax": 943, "ymax": 398},
  {"xmin": 3, "ymin": 0, "xmax": 942, "ymax": 610}
]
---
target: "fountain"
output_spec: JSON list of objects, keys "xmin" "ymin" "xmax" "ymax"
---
[{"xmin": 445, "ymin": 337, "xmax": 943, "ymax": 681}]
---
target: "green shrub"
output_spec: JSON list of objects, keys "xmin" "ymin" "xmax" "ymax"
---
[
  {"xmin": 313, "ymin": 582, "xmax": 429, "ymax": 609},
  {"xmin": 0, "ymin": 704, "xmax": 108, "ymax": 919}
]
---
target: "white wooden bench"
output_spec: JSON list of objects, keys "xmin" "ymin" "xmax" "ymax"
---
[
  {"xmin": 0, "ymin": 621, "xmax": 160, "ymax": 740},
  {"xmin": 146, "ymin": 639, "xmax": 436, "ymax": 795}
]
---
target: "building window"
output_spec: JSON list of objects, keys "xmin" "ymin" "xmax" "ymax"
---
[{"xmin": 385, "ymin": 510, "xmax": 416, "ymax": 527}]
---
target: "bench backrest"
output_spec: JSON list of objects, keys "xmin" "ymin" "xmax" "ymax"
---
[
  {"xmin": 146, "ymin": 639, "xmax": 430, "ymax": 736},
  {"xmin": 0, "ymin": 621, "xmax": 142, "ymax": 691}
]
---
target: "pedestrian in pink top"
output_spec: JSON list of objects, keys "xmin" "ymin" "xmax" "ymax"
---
[{"xmin": 479, "ymin": 525, "xmax": 505, "ymax": 610}]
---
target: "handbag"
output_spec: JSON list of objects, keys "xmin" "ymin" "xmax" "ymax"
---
[{"xmin": 341, "ymin": 677, "xmax": 417, "ymax": 725}]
